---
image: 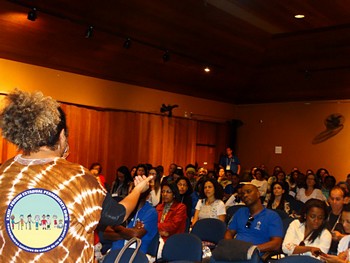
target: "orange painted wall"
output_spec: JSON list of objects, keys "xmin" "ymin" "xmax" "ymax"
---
[
  {"xmin": 0, "ymin": 58, "xmax": 237, "ymax": 123},
  {"xmin": 3, "ymin": 58, "xmax": 350, "ymax": 183},
  {"xmin": 0, "ymin": 58, "xmax": 233, "ymax": 180},
  {"xmin": 236, "ymin": 101, "xmax": 350, "ymax": 182}
]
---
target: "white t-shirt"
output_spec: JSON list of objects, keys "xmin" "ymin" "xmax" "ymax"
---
[
  {"xmin": 282, "ymin": 219, "xmax": 332, "ymax": 257},
  {"xmin": 296, "ymin": 188, "xmax": 326, "ymax": 203},
  {"xmin": 195, "ymin": 199, "xmax": 226, "ymax": 220},
  {"xmin": 338, "ymin": 235, "xmax": 350, "ymax": 254},
  {"xmin": 251, "ymin": 179, "xmax": 268, "ymax": 197}
]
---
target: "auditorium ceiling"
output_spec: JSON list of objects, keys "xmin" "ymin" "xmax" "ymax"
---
[{"xmin": 1, "ymin": 0, "xmax": 350, "ymax": 104}]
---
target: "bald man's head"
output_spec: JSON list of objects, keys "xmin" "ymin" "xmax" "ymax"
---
[{"xmin": 241, "ymin": 184, "xmax": 261, "ymax": 206}]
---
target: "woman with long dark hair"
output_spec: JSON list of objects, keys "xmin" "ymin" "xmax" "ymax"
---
[
  {"xmin": 110, "ymin": 166, "xmax": 133, "ymax": 201},
  {"xmin": 148, "ymin": 167, "xmax": 162, "ymax": 206},
  {"xmin": 266, "ymin": 182, "xmax": 290, "ymax": 215},
  {"xmin": 175, "ymin": 176, "xmax": 193, "ymax": 230},
  {"xmin": 282, "ymin": 199, "xmax": 332, "ymax": 258}
]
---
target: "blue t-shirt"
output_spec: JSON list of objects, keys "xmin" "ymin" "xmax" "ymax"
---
[
  {"xmin": 219, "ymin": 155, "xmax": 240, "ymax": 173},
  {"xmin": 228, "ymin": 207, "xmax": 283, "ymax": 245},
  {"xmin": 111, "ymin": 201, "xmax": 158, "ymax": 253}
]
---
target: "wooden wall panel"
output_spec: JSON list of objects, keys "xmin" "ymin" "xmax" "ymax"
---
[{"xmin": 0, "ymin": 100, "xmax": 229, "ymax": 184}]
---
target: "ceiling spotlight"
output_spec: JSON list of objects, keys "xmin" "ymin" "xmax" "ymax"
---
[
  {"xmin": 123, "ymin": 38, "xmax": 132, "ymax": 49},
  {"xmin": 85, "ymin": 25, "xmax": 94, "ymax": 38},
  {"xmin": 27, "ymin": 7, "xmax": 37, "ymax": 21},
  {"xmin": 163, "ymin": 50, "xmax": 170, "ymax": 62},
  {"xmin": 294, "ymin": 14, "xmax": 305, "ymax": 19},
  {"xmin": 204, "ymin": 67, "xmax": 211, "ymax": 73}
]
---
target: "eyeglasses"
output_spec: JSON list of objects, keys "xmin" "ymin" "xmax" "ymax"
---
[
  {"xmin": 245, "ymin": 216, "xmax": 254, "ymax": 228},
  {"xmin": 161, "ymin": 190, "xmax": 172, "ymax": 194}
]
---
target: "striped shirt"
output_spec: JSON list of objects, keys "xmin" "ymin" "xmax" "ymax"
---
[{"xmin": 0, "ymin": 155, "xmax": 107, "ymax": 262}]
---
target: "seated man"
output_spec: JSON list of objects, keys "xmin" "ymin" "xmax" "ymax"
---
[
  {"xmin": 321, "ymin": 203, "xmax": 350, "ymax": 263},
  {"xmin": 326, "ymin": 186, "xmax": 347, "ymax": 254},
  {"xmin": 225, "ymin": 184, "xmax": 283, "ymax": 254},
  {"xmin": 103, "ymin": 189, "xmax": 158, "ymax": 255}
]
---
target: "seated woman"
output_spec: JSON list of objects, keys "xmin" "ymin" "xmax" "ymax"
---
[
  {"xmin": 296, "ymin": 173, "xmax": 326, "ymax": 203},
  {"xmin": 156, "ymin": 182, "xmax": 187, "ymax": 240},
  {"xmin": 176, "ymin": 176, "xmax": 193, "ymax": 231},
  {"xmin": 110, "ymin": 166, "xmax": 133, "ymax": 201},
  {"xmin": 251, "ymin": 168, "xmax": 268, "ymax": 202},
  {"xmin": 282, "ymin": 198, "xmax": 332, "ymax": 258},
  {"xmin": 90, "ymin": 162, "xmax": 108, "ymax": 190},
  {"xmin": 103, "ymin": 189, "xmax": 158, "ymax": 256},
  {"xmin": 191, "ymin": 178, "xmax": 226, "ymax": 226},
  {"xmin": 148, "ymin": 167, "xmax": 162, "ymax": 207},
  {"xmin": 266, "ymin": 182, "xmax": 291, "ymax": 215},
  {"xmin": 156, "ymin": 182, "xmax": 187, "ymax": 257}
]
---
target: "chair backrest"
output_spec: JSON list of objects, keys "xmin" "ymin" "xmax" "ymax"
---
[
  {"xmin": 162, "ymin": 233, "xmax": 202, "ymax": 262},
  {"xmin": 288, "ymin": 199, "xmax": 304, "ymax": 214},
  {"xmin": 146, "ymin": 231, "xmax": 160, "ymax": 257},
  {"xmin": 272, "ymin": 209, "xmax": 289, "ymax": 220},
  {"xmin": 226, "ymin": 205, "xmax": 246, "ymax": 224},
  {"xmin": 191, "ymin": 218, "xmax": 227, "ymax": 244},
  {"xmin": 273, "ymin": 255, "xmax": 323, "ymax": 263},
  {"xmin": 102, "ymin": 248, "xmax": 148, "ymax": 263},
  {"xmin": 209, "ymin": 247, "xmax": 260, "ymax": 263},
  {"xmin": 282, "ymin": 217, "xmax": 295, "ymax": 235}
]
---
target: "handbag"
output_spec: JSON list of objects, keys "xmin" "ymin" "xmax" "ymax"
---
[{"xmin": 102, "ymin": 237, "xmax": 147, "ymax": 263}]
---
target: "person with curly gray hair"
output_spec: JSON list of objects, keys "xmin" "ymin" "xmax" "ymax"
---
[{"xmin": 0, "ymin": 89, "xmax": 152, "ymax": 262}]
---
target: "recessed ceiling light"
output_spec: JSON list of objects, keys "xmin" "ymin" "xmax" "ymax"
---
[
  {"xmin": 204, "ymin": 67, "xmax": 210, "ymax": 73},
  {"xmin": 294, "ymin": 14, "xmax": 305, "ymax": 19}
]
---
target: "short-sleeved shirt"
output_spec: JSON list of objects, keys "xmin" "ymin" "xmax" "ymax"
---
[
  {"xmin": 0, "ymin": 155, "xmax": 122, "ymax": 262},
  {"xmin": 219, "ymin": 156, "xmax": 240, "ymax": 174},
  {"xmin": 112, "ymin": 201, "xmax": 158, "ymax": 253},
  {"xmin": 228, "ymin": 207, "xmax": 283, "ymax": 245},
  {"xmin": 195, "ymin": 199, "xmax": 226, "ymax": 220},
  {"xmin": 338, "ymin": 235, "xmax": 350, "ymax": 254},
  {"xmin": 282, "ymin": 219, "xmax": 332, "ymax": 256}
]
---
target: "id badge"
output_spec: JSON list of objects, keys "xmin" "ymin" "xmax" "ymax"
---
[{"xmin": 226, "ymin": 165, "xmax": 230, "ymax": 170}]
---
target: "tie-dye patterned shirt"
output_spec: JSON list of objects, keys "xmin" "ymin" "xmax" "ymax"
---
[{"xmin": 0, "ymin": 155, "xmax": 118, "ymax": 263}]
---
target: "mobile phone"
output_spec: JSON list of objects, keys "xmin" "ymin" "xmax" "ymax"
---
[{"xmin": 314, "ymin": 250, "xmax": 326, "ymax": 257}]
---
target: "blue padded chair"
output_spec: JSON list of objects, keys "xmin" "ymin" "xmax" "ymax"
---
[
  {"xmin": 161, "ymin": 233, "xmax": 202, "ymax": 262},
  {"xmin": 191, "ymin": 218, "xmax": 227, "ymax": 247},
  {"xmin": 288, "ymin": 199, "xmax": 304, "ymax": 215},
  {"xmin": 271, "ymin": 209, "xmax": 289, "ymax": 220},
  {"xmin": 209, "ymin": 246, "xmax": 260, "ymax": 263},
  {"xmin": 147, "ymin": 231, "xmax": 160, "ymax": 259},
  {"xmin": 226, "ymin": 205, "xmax": 246, "ymax": 224},
  {"xmin": 102, "ymin": 237, "xmax": 148, "ymax": 263},
  {"xmin": 102, "ymin": 248, "xmax": 148, "ymax": 263}
]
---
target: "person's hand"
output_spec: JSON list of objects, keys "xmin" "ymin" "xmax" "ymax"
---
[
  {"xmin": 331, "ymin": 230, "xmax": 344, "ymax": 241},
  {"xmin": 159, "ymin": 231, "xmax": 169, "ymax": 237},
  {"xmin": 310, "ymin": 247, "xmax": 322, "ymax": 257},
  {"xmin": 133, "ymin": 175, "xmax": 153, "ymax": 193},
  {"xmin": 134, "ymin": 220, "xmax": 144, "ymax": 229}
]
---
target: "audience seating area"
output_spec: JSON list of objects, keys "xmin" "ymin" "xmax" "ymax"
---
[{"xmin": 96, "ymin": 163, "xmax": 349, "ymax": 262}]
